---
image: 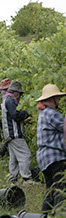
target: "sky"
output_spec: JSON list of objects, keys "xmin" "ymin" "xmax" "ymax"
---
[{"xmin": 0, "ymin": 0, "xmax": 66, "ymax": 26}]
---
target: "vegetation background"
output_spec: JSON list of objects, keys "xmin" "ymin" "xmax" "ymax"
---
[{"xmin": 0, "ymin": 2, "xmax": 66, "ymax": 217}]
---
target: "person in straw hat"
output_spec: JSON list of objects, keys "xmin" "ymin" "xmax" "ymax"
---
[
  {"xmin": 0, "ymin": 78, "xmax": 11, "ymax": 157},
  {"xmin": 1, "ymin": 81, "xmax": 33, "ymax": 184},
  {"xmin": 0, "ymin": 78, "xmax": 11, "ymax": 102},
  {"xmin": 36, "ymin": 83, "xmax": 66, "ymax": 217}
]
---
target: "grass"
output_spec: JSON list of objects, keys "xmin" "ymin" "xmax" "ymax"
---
[
  {"xmin": 0, "ymin": 154, "xmax": 45, "ymax": 216},
  {"xmin": 0, "ymin": 149, "xmax": 66, "ymax": 217},
  {"xmin": 0, "ymin": 182, "xmax": 45, "ymax": 216}
]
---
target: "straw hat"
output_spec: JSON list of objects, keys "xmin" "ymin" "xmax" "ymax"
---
[
  {"xmin": 8, "ymin": 81, "xmax": 23, "ymax": 94},
  {"xmin": 36, "ymin": 83, "xmax": 66, "ymax": 102},
  {"xmin": 0, "ymin": 78, "xmax": 11, "ymax": 90}
]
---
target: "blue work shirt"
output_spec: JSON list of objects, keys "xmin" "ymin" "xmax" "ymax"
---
[{"xmin": 36, "ymin": 106, "xmax": 66, "ymax": 171}]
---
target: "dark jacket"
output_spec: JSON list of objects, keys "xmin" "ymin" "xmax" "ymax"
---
[{"xmin": 1, "ymin": 96, "xmax": 29, "ymax": 141}]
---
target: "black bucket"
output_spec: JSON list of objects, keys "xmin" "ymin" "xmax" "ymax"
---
[
  {"xmin": 0, "ymin": 216, "xmax": 14, "ymax": 218},
  {"xmin": 0, "ymin": 185, "xmax": 25, "ymax": 208},
  {"xmin": 0, "ymin": 215, "xmax": 17, "ymax": 218}
]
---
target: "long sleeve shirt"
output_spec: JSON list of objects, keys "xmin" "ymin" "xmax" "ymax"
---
[
  {"xmin": 64, "ymin": 115, "xmax": 66, "ymax": 151},
  {"xmin": 1, "ymin": 96, "xmax": 29, "ymax": 141},
  {"xmin": 36, "ymin": 106, "xmax": 66, "ymax": 171}
]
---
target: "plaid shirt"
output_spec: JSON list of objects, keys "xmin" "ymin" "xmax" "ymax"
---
[
  {"xmin": 36, "ymin": 106, "xmax": 66, "ymax": 171},
  {"xmin": 64, "ymin": 115, "xmax": 66, "ymax": 151}
]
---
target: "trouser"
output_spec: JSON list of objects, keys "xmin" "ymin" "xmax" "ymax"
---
[
  {"xmin": 8, "ymin": 138, "xmax": 32, "ymax": 179},
  {"xmin": 42, "ymin": 160, "xmax": 66, "ymax": 214}
]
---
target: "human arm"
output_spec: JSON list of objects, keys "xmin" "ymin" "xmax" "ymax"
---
[
  {"xmin": 5, "ymin": 96, "xmax": 29, "ymax": 121},
  {"xmin": 50, "ymin": 110, "xmax": 64, "ymax": 132},
  {"xmin": 63, "ymin": 115, "xmax": 66, "ymax": 151}
]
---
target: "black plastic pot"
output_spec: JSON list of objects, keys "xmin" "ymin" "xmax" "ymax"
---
[{"xmin": 0, "ymin": 185, "xmax": 25, "ymax": 208}]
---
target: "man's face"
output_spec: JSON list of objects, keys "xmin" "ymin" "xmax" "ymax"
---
[{"xmin": 54, "ymin": 96, "xmax": 61, "ymax": 106}]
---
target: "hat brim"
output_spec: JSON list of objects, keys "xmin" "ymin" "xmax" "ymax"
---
[
  {"xmin": 0, "ymin": 85, "xmax": 10, "ymax": 90},
  {"xmin": 8, "ymin": 87, "xmax": 24, "ymax": 95},
  {"xmin": 36, "ymin": 92, "xmax": 66, "ymax": 102}
]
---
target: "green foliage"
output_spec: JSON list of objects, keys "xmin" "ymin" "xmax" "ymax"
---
[
  {"xmin": 11, "ymin": 2, "xmax": 65, "ymax": 39},
  {"xmin": 0, "ymin": 10, "xmax": 66, "ymax": 218},
  {"xmin": 0, "ymin": 14, "xmax": 66, "ymax": 217},
  {"xmin": 0, "ymin": 21, "xmax": 6, "ymax": 28},
  {"xmin": 0, "ymin": 24, "xmax": 66, "ymax": 167}
]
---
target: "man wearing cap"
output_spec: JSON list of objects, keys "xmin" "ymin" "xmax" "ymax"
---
[
  {"xmin": 1, "ymin": 81, "xmax": 32, "ymax": 183},
  {"xmin": 36, "ymin": 83, "xmax": 66, "ymax": 217}
]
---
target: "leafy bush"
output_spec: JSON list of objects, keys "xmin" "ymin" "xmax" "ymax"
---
[
  {"xmin": 0, "ymin": 24, "xmax": 66, "ymax": 166},
  {"xmin": 0, "ymin": 18, "xmax": 66, "ymax": 218},
  {"xmin": 11, "ymin": 2, "xmax": 65, "ymax": 39}
]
